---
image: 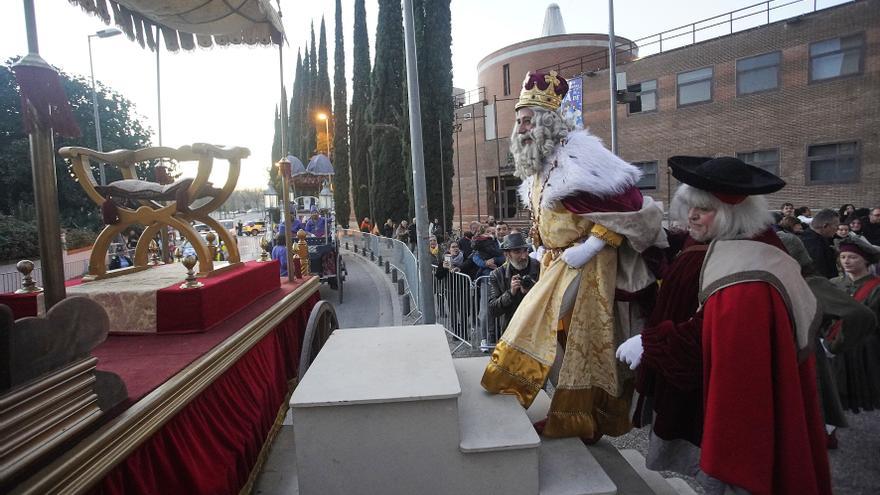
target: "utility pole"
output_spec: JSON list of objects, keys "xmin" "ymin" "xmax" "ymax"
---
[
  {"xmin": 401, "ymin": 0, "xmax": 435, "ymax": 323},
  {"xmin": 608, "ymin": 0, "xmax": 619, "ymax": 154}
]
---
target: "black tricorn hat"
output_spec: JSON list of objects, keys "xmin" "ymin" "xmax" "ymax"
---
[
  {"xmin": 500, "ymin": 232, "xmax": 529, "ymax": 250},
  {"xmin": 668, "ymin": 156, "xmax": 785, "ymax": 197}
]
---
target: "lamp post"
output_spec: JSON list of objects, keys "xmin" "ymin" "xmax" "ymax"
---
[
  {"xmin": 264, "ymin": 184, "xmax": 278, "ymax": 226},
  {"xmin": 87, "ymin": 27, "xmax": 122, "ymax": 186},
  {"xmin": 317, "ymin": 112, "xmax": 330, "ymax": 156}
]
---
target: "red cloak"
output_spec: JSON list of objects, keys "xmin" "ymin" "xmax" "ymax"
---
[{"xmin": 699, "ymin": 282, "xmax": 831, "ymax": 494}]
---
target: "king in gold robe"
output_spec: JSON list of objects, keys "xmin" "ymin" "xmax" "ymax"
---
[{"xmin": 481, "ymin": 127, "xmax": 666, "ymax": 440}]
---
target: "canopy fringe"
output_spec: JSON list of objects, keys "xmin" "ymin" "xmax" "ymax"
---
[{"xmin": 67, "ymin": 0, "xmax": 283, "ymax": 52}]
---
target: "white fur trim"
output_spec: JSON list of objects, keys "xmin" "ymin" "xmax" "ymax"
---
[{"xmin": 516, "ymin": 129, "xmax": 642, "ymax": 210}]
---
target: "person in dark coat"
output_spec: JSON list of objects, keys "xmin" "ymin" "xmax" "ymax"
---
[
  {"xmin": 488, "ymin": 233, "xmax": 541, "ymax": 335},
  {"xmin": 800, "ymin": 209, "xmax": 840, "ymax": 279},
  {"xmin": 861, "ymin": 207, "xmax": 880, "ymax": 246},
  {"xmin": 459, "ymin": 234, "xmax": 505, "ymax": 279},
  {"xmin": 382, "ymin": 219, "xmax": 395, "ymax": 238},
  {"xmin": 458, "ymin": 231, "xmax": 473, "ymax": 259}
]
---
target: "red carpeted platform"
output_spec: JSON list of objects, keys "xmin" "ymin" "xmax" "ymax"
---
[
  {"xmin": 88, "ymin": 278, "xmax": 320, "ymax": 495},
  {"xmin": 94, "ymin": 275, "xmax": 309, "ymax": 406},
  {"xmin": 156, "ymin": 260, "xmax": 281, "ymax": 334}
]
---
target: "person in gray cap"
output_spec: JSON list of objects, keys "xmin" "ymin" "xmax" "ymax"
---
[{"xmin": 488, "ymin": 232, "xmax": 541, "ymax": 336}]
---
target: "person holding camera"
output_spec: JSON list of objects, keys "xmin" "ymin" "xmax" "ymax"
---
[{"xmin": 488, "ymin": 232, "xmax": 541, "ymax": 334}]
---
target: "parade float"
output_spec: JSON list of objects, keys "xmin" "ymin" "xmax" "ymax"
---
[{"xmin": 1, "ymin": 2, "xmax": 337, "ymax": 493}]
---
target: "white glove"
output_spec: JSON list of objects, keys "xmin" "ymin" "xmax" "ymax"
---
[
  {"xmin": 615, "ymin": 334, "xmax": 643, "ymax": 370},
  {"xmin": 529, "ymin": 245, "xmax": 546, "ymax": 261},
  {"xmin": 560, "ymin": 236, "xmax": 605, "ymax": 269}
]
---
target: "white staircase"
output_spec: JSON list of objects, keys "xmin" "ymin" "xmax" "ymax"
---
[{"xmin": 290, "ymin": 325, "xmax": 617, "ymax": 495}]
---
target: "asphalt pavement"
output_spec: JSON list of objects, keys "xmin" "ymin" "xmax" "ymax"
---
[{"xmin": 317, "ymin": 250, "xmax": 400, "ymax": 329}]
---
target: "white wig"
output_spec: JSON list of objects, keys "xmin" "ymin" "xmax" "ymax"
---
[{"xmin": 671, "ymin": 184, "xmax": 773, "ymax": 241}]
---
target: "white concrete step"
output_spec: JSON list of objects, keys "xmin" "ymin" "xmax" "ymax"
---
[
  {"xmin": 291, "ymin": 325, "xmax": 465, "ymax": 495},
  {"xmin": 292, "ymin": 325, "xmax": 460, "ymax": 408},
  {"xmin": 587, "ymin": 439, "xmax": 657, "ymax": 495},
  {"xmin": 619, "ymin": 449, "xmax": 681, "ymax": 495},
  {"xmin": 539, "ymin": 437, "xmax": 617, "ymax": 495},
  {"xmin": 455, "ymin": 357, "xmax": 617, "ymax": 495},
  {"xmin": 666, "ymin": 477, "xmax": 699, "ymax": 495},
  {"xmin": 453, "ymin": 357, "xmax": 540, "ymax": 453}
]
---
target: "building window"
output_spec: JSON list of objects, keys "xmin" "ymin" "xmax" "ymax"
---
[
  {"xmin": 807, "ymin": 141, "xmax": 859, "ymax": 184},
  {"xmin": 677, "ymin": 67, "xmax": 712, "ymax": 107},
  {"xmin": 810, "ymin": 34, "xmax": 864, "ymax": 82},
  {"xmin": 628, "ymin": 80, "xmax": 657, "ymax": 114},
  {"xmin": 632, "ymin": 161, "xmax": 658, "ymax": 190},
  {"xmin": 737, "ymin": 52, "xmax": 780, "ymax": 95},
  {"xmin": 737, "ymin": 149, "xmax": 779, "ymax": 176},
  {"xmin": 503, "ymin": 64, "xmax": 511, "ymax": 96}
]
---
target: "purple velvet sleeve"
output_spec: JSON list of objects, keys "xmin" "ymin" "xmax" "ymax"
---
[{"xmin": 640, "ymin": 315, "xmax": 704, "ymax": 392}]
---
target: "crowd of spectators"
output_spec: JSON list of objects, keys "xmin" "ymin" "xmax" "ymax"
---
[{"xmin": 772, "ymin": 203, "xmax": 880, "ymax": 279}]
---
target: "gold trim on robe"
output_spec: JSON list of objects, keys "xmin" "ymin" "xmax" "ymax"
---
[{"xmin": 481, "ymin": 180, "xmax": 634, "ymax": 439}]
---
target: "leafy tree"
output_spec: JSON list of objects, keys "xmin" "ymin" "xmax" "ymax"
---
[
  {"xmin": 0, "ymin": 59, "xmax": 153, "ymax": 231},
  {"xmin": 370, "ymin": 0, "xmax": 409, "ymax": 224},
  {"xmin": 350, "ymin": 0, "xmax": 372, "ymax": 222},
  {"xmin": 332, "ymin": 0, "xmax": 351, "ymax": 227}
]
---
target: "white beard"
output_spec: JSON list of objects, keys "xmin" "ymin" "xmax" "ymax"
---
[
  {"xmin": 511, "ymin": 131, "xmax": 553, "ymax": 179},
  {"xmin": 508, "ymin": 257, "xmax": 528, "ymax": 270}
]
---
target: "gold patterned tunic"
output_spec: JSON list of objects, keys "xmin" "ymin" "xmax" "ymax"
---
[{"xmin": 481, "ymin": 179, "xmax": 635, "ymax": 439}]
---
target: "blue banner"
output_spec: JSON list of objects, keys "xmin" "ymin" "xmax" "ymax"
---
[{"xmin": 560, "ymin": 76, "xmax": 583, "ymax": 129}]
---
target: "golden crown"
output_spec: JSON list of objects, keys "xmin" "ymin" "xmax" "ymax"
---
[{"xmin": 515, "ymin": 70, "xmax": 569, "ymax": 111}]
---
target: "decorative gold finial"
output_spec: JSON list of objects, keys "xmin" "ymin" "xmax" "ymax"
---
[
  {"xmin": 15, "ymin": 260, "xmax": 43, "ymax": 294},
  {"xmin": 258, "ymin": 236, "xmax": 271, "ymax": 262},
  {"xmin": 174, "ymin": 246, "xmax": 182, "ymax": 262},
  {"xmin": 148, "ymin": 239, "xmax": 163, "ymax": 266},
  {"xmin": 297, "ymin": 229, "xmax": 310, "ymax": 277},
  {"xmin": 179, "ymin": 255, "xmax": 204, "ymax": 289},
  {"xmin": 205, "ymin": 231, "xmax": 217, "ymax": 260}
]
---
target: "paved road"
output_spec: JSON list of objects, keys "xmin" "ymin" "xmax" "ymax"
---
[{"xmin": 317, "ymin": 251, "xmax": 400, "ymax": 329}]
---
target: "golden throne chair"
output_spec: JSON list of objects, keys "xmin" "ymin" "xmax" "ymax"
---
[{"xmin": 58, "ymin": 143, "xmax": 249, "ymax": 280}]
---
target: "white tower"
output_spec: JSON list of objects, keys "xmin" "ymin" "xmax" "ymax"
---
[{"xmin": 541, "ymin": 3, "xmax": 566, "ymax": 36}]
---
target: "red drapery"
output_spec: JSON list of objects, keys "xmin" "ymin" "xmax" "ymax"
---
[
  {"xmin": 156, "ymin": 261, "xmax": 281, "ymax": 333},
  {"xmin": 92, "ymin": 291, "xmax": 318, "ymax": 495}
]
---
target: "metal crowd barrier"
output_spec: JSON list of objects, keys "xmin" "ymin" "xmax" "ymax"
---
[
  {"xmin": 336, "ymin": 228, "xmax": 506, "ymax": 354},
  {"xmin": 431, "ymin": 270, "xmax": 504, "ymax": 353},
  {"xmin": 0, "ymin": 258, "xmax": 90, "ymax": 293},
  {"xmin": 337, "ymin": 229, "xmax": 421, "ymax": 317}
]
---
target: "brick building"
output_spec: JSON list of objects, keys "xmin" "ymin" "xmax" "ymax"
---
[{"xmin": 450, "ymin": 0, "xmax": 879, "ymax": 228}]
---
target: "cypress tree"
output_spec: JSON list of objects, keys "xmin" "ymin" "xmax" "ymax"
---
[
  {"xmin": 288, "ymin": 50, "xmax": 304, "ymax": 161},
  {"xmin": 318, "ymin": 17, "xmax": 333, "ymax": 115},
  {"xmin": 316, "ymin": 17, "xmax": 333, "ymax": 157},
  {"xmin": 302, "ymin": 26, "xmax": 320, "ymax": 159},
  {"xmin": 370, "ymin": 0, "xmax": 408, "ymax": 224},
  {"xmin": 297, "ymin": 48, "xmax": 315, "ymax": 160},
  {"xmin": 417, "ymin": 0, "xmax": 454, "ymax": 232},
  {"xmin": 269, "ymin": 106, "xmax": 283, "ymax": 193},
  {"xmin": 349, "ymin": 0, "xmax": 372, "ymax": 222},
  {"xmin": 332, "ymin": 0, "xmax": 351, "ymax": 227}
]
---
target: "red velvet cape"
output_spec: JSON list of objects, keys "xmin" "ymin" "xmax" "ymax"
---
[{"xmin": 700, "ymin": 282, "xmax": 831, "ymax": 495}]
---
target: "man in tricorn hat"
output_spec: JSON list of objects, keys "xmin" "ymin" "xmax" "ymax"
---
[
  {"xmin": 616, "ymin": 156, "xmax": 831, "ymax": 494},
  {"xmin": 481, "ymin": 70, "xmax": 667, "ymax": 441}
]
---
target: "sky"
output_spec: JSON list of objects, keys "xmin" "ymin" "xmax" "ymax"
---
[{"xmin": 1, "ymin": 0, "xmax": 847, "ymax": 190}]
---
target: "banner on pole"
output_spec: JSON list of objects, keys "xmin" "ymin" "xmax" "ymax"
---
[{"xmin": 560, "ymin": 76, "xmax": 583, "ymax": 129}]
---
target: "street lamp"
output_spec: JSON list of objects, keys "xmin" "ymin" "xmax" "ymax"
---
[
  {"xmin": 88, "ymin": 27, "xmax": 122, "ymax": 186},
  {"xmin": 317, "ymin": 112, "xmax": 330, "ymax": 156}
]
